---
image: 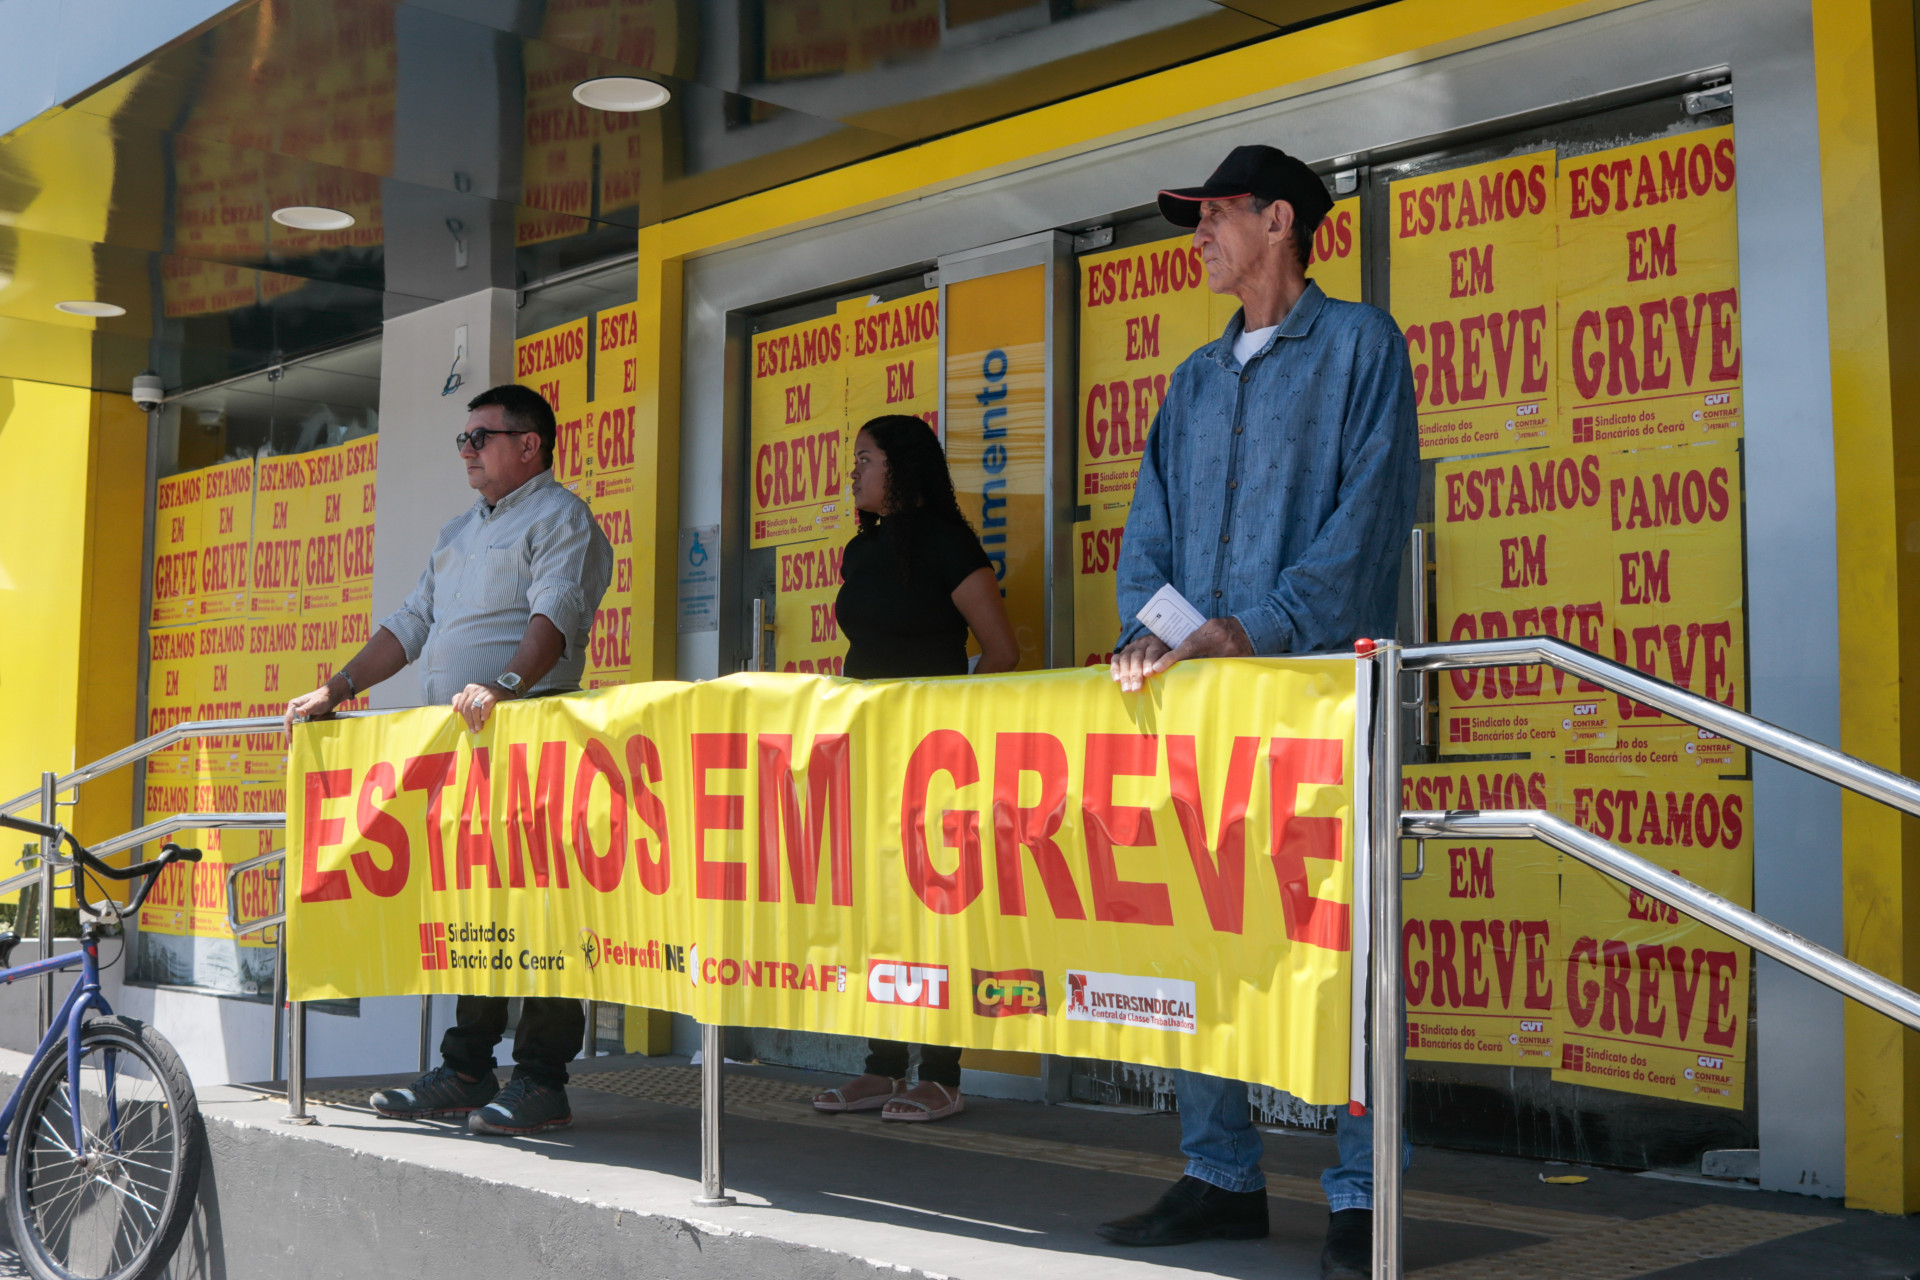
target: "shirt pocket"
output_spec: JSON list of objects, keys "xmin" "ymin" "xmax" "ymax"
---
[{"xmin": 480, "ymin": 545, "xmax": 524, "ymax": 610}]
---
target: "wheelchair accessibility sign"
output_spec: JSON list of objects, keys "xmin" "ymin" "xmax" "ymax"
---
[{"xmin": 678, "ymin": 524, "xmax": 719, "ymax": 634}]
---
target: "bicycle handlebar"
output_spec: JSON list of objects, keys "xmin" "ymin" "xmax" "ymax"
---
[{"xmin": 0, "ymin": 814, "xmax": 200, "ymax": 924}]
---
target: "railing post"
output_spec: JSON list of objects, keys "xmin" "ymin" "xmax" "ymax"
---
[
  {"xmin": 37, "ymin": 772, "xmax": 56, "ymax": 1040},
  {"xmin": 692, "ymin": 1022, "xmax": 735, "ymax": 1207},
  {"xmin": 419, "ymin": 995, "xmax": 432, "ymax": 1073},
  {"xmin": 1369, "ymin": 642, "xmax": 1405, "ymax": 1280},
  {"xmin": 585, "ymin": 1000, "xmax": 597, "ymax": 1058},
  {"xmin": 282, "ymin": 999, "xmax": 315, "ymax": 1125},
  {"xmin": 271, "ymin": 926, "xmax": 286, "ymax": 1083}
]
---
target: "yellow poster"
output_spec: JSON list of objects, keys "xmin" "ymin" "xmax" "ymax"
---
[
  {"xmin": 596, "ymin": 304, "xmax": 642, "ymax": 410},
  {"xmin": 751, "ymin": 315, "xmax": 848, "ymax": 548},
  {"xmin": 300, "ymin": 444, "xmax": 350, "ymax": 614},
  {"xmin": 243, "ymin": 616, "xmax": 299, "ymax": 778},
  {"xmin": 151, "ymin": 472, "xmax": 202, "ymax": 626},
  {"xmin": 774, "ymin": 539, "xmax": 849, "ymax": 676},
  {"xmin": 249, "ymin": 455, "xmax": 306, "ymax": 616},
  {"xmin": 1401, "ymin": 763, "xmax": 1560, "ymax": 1069},
  {"xmin": 516, "ymin": 318, "xmax": 590, "ymax": 419},
  {"xmin": 842, "ymin": 291, "xmax": 939, "ymax": 434},
  {"xmin": 1391, "ymin": 154, "xmax": 1556, "ymax": 460},
  {"xmin": 1309, "ymin": 196, "xmax": 1363, "ymax": 303},
  {"xmin": 1552, "ymin": 764, "xmax": 1751, "ymax": 1108},
  {"xmin": 287, "ymin": 659, "xmax": 1365, "ymax": 1103},
  {"xmin": 194, "ymin": 618, "xmax": 249, "ymax": 778},
  {"xmin": 948, "ymin": 266, "xmax": 1047, "ymax": 670},
  {"xmin": 1558, "ymin": 127, "xmax": 1741, "ymax": 449},
  {"xmin": 584, "ymin": 398, "xmax": 635, "ymax": 689},
  {"xmin": 137, "ymin": 777, "xmax": 275, "ymax": 950},
  {"xmin": 340, "ymin": 437, "xmax": 378, "ymax": 613},
  {"xmin": 197, "ymin": 459, "xmax": 254, "ymax": 621},
  {"xmin": 145, "ymin": 627, "xmax": 199, "ymax": 777},
  {"xmin": 1436, "ymin": 440, "xmax": 1744, "ymax": 753}
]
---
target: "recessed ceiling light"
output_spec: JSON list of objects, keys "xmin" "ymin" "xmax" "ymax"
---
[
  {"xmin": 272, "ymin": 206, "xmax": 355, "ymax": 231},
  {"xmin": 572, "ymin": 77, "xmax": 671, "ymax": 112},
  {"xmin": 55, "ymin": 300, "xmax": 125, "ymax": 317}
]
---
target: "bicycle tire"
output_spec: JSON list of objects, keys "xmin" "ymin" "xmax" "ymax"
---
[{"xmin": 6, "ymin": 1015, "xmax": 203, "ymax": 1280}]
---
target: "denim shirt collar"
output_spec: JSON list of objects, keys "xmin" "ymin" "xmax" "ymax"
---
[{"xmin": 1206, "ymin": 280, "xmax": 1329, "ymax": 370}]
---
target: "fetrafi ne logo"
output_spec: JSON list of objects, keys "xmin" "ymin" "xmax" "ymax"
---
[
  {"xmin": 972, "ymin": 969, "xmax": 1047, "ymax": 1018},
  {"xmin": 1063, "ymin": 969, "xmax": 1197, "ymax": 1035},
  {"xmin": 579, "ymin": 929, "xmax": 686, "ymax": 975}
]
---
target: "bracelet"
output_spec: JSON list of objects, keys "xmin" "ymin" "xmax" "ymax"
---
[{"xmin": 331, "ymin": 669, "xmax": 357, "ymax": 699}]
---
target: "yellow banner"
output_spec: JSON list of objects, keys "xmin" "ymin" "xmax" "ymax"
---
[
  {"xmin": 516, "ymin": 318, "xmax": 590, "ymax": 419},
  {"xmin": 151, "ymin": 472, "xmax": 202, "ymax": 627},
  {"xmin": 1391, "ymin": 154, "xmax": 1557, "ymax": 460},
  {"xmin": 286, "ymin": 660, "xmax": 1368, "ymax": 1103},
  {"xmin": 1557, "ymin": 126, "xmax": 1741, "ymax": 449}
]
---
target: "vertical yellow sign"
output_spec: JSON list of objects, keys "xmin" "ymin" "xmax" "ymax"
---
[
  {"xmin": 1309, "ymin": 195, "xmax": 1363, "ymax": 303},
  {"xmin": 946, "ymin": 265, "xmax": 1048, "ymax": 671},
  {"xmin": 1390, "ymin": 153, "xmax": 1557, "ymax": 460},
  {"xmin": 197, "ymin": 459, "xmax": 254, "ymax": 621},
  {"xmin": 151, "ymin": 472, "xmax": 202, "ymax": 626},
  {"xmin": 249, "ymin": 456, "xmax": 305, "ymax": 616}
]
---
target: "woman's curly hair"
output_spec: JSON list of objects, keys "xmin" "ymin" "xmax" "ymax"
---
[{"xmin": 853, "ymin": 415, "xmax": 975, "ymax": 579}]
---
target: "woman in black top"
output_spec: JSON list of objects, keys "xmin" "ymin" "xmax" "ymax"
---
[{"xmin": 812, "ymin": 415, "xmax": 1016, "ymax": 1123}]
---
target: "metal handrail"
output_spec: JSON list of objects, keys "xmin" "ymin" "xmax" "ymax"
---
[
  {"xmin": 90, "ymin": 812, "xmax": 285, "ymax": 861},
  {"xmin": 1402, "ymin": 809, "xmax": 1920, "ymax": 1032},
  {"xmin": 225, "ymin": 849, "xmax": 286, "ymax": 937},
  {"xmin": 1370, "ymin": 634, "xmax": 1920, "ymax": 1279},
  {"xmin": 1402, "ymin": 636, "xmax": 1920, "ymax": 817},
  {"xmin": 0, "ymin": 710, "xmax": 385, "ymax": 818}
]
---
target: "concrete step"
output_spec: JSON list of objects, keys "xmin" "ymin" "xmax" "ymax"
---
[{"xmin": 0, "ymin": 1050, "xmax": 1905, "ymax": 1280}]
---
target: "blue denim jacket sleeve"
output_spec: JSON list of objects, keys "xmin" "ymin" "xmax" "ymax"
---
[
  {"xmin": 1113, "ymin": 391, "xmax": 1177, "ymax": 652},
  {"xmin": 1231, "ymin": 329, "xmax": 1419, "ymax": 653}
]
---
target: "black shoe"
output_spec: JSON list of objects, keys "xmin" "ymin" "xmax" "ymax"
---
[
  {"xmin": 468, "ymin": 1076, "xmax": 573, "ymax": 1136},
  {"xmin": 1320, "ymin": 1207, "xmax": 1372, "ymax": 1279},
  {"xmin": 370, "ymin": 1065, "xmax": 499, "ymax": 1119},
  {"xmin": 1096, "ymin": 1175, "xmax": 1268, "ymax": 1246}
]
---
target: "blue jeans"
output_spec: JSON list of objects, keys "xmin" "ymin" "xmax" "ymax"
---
[{"xmin": 1175, "ymin": 1071, "xmax": 1412, "ymax": 1212}]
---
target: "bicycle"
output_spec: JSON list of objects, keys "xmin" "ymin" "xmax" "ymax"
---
[{"xmin": 0, "ymin": 813, "xmax": 206, "ymax": 1280}]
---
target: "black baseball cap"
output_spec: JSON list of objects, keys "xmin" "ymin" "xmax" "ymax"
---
[{"xmin": 1158, "ymin": 145, "xmax": 1335, "ymax": 232}]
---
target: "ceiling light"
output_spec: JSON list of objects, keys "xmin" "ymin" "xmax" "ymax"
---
[
  {"xmin": 272, "ymin": 206, "xmax": 355, "ymax": 231},
  {"xmin": 572, "ymin": 77, "xmax": 671, "ymax": 112},
  {"xmin": 55, "ymin": 300, "xmax": 125, "ymax": 317}
]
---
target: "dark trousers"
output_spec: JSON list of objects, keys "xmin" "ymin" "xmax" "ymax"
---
[
  {"xmin": 440, "ymin": 996, "xmax": 585, "ymax": 1089},
  {"xmin": 865, "ymin": 1039, "xmax": 962, "ymax": 1088}
]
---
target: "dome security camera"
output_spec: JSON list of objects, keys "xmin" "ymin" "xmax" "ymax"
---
[{"xmin": 131, "ymin": 373, "xmax": 164, "ymax": 412}]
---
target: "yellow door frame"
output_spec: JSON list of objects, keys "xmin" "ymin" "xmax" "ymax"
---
[{"xmin": 1814, "ymin": 0, "xmax": 1920, "ymax": 1216}]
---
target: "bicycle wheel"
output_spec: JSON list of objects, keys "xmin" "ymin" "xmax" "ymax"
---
[{"xmin": 6, "ymin": 1015, "xmax": 203, "ymax": 1280}]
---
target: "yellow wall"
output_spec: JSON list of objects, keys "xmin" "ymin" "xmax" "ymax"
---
[
  {"xmin": 1814, "ymin": 0, "xmax": 1920, "ymax": 1215},
  {"xmin": 0, "ymin": 381, "xmax": 145, "ymax": 854}
]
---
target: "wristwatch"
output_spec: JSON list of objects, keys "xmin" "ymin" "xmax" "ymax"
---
[{"xmin": 493, "ymin": 671, "xmax": 524, "ymax": 697}]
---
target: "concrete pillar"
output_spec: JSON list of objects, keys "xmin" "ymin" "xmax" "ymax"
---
[{"xmin": 369, "ymin": 288, "xmax": 517, "ymax": 710}]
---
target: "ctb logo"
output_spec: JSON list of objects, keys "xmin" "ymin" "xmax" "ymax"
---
[
  {"xmin": 418, "ymin": 922, "xmax": 449, "ymax": 971},
  {"xmin": 972, "ymin": 969, "xmax": 1047, "ymax": 1018},
  {"xmin": 866, "ymin": 961, "xmax": 949, "ymax": 1009}
]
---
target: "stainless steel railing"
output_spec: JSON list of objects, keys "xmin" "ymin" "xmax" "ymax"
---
[
  {"xmin": 1400, "ymin": 809, "xmax": 1920, "ymax": 1031},
  {"xmin": 1368, "ymin": 635, "xmax": 1920, "ymax": 1280}
]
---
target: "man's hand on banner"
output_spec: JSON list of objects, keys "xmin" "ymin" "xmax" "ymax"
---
[
  {"xmin": 451, "ymin": 682, "xmax": 510, "ymax": 733},
  {"xmin": 1110, "ymin": 617, "xmax": 1253, "ymax": 692}
]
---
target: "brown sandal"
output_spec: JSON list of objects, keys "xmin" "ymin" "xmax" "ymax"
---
[
  {"xmin": 880, "ymin": 1081, "xmax": 964, "ymax": 1123},
  {"xmin": 813, "ymin": 1073, "xmax": 902, "ymax": 1112}
]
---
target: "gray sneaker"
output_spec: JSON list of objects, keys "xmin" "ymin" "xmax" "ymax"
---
[
  {"xmin": 370, "ymin": 1065, "xmax": 498, "ymax": 1119},
  {"xmin": 467, "ymin": 1076, "xmax": 572, "ymax": 1136}
]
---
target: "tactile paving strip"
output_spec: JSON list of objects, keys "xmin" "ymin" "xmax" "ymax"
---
[
  {"xmin": 572, "ymin": 1066, "xmax": 818, "ymax": 1109},
  {"xmin": 1407, "ymin": 1203, "xmax": 1840, "ymax": 1278}
]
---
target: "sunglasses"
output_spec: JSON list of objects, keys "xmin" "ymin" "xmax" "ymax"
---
[{"xmin": 454, "ymin": 426, "xmax": 530, "ymax": 452}]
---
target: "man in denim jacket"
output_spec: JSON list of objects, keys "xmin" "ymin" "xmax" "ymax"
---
[{"xmin": 1101, "ymin": 145, "xmax": 1418, "ymax": 1280}]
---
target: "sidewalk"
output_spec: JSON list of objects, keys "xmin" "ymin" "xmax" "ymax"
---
[{"xmin": 124, "ymin": 1051, "xmax": 1912, "ymax": 1280}]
